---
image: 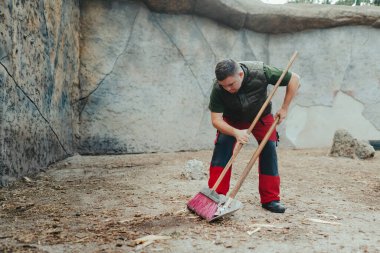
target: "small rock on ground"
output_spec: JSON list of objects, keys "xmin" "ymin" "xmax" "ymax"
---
[{"xmin": 182, "ymin": 159, "xmax": 206, "ymax": 180}]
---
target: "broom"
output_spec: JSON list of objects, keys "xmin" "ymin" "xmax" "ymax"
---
[{"xmin": 187, "ymin": 51, "xmax": 298, "ymax": 220}]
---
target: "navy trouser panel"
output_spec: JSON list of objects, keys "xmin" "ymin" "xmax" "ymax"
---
[
  {"xmin": 258, "ymin": 141, "xmax": 278, "ymax": 176},
  {"xmin": 210, "ymin": 132, "xmax": 235, "ymax": 167}
]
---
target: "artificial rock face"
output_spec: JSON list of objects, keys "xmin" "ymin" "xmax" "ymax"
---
[
  {"xmin": 78, "ymin": 0, "xmax": 380, "ymax": 154},
  {"xmin": 2, "ymin": 0, "xmax": 380, "ymax": 184},
  {"xmin": 0, "ymin": 0, "xmax": 80, "ymax": 185}
]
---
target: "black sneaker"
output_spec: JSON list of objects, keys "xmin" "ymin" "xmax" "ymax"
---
[{"xmin": 262, "ymin": 201, "xmax": 286, "ymax": 213}]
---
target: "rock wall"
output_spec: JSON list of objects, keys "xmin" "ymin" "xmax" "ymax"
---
[
  {"xmin": 78, "ymin": 0, "xmax": 380, "ymax": 154},
  {"xmin": 1, "ymin": 0, "xmax": 380, "ymax": 182},
  {"xmin": 0, "ymin": 0, "xmax": 80, "ymax": 185}
]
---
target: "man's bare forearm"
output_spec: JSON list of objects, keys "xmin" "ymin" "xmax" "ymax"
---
[
  {"xmin": 212, "ymin": 117, "xmax": 237, "ymax": 137},
  {"xmin": 211, "ymin": 112, "xmax": 250, "ymax": 144},
  {"xmin": 281, "ymin": 73, "xmax": 300, "ymax": 110}
]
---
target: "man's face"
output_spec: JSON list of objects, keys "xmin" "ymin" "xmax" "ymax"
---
[{"xmin": 218, "ymin": 70, "xmax": 244, "ymax": 94}]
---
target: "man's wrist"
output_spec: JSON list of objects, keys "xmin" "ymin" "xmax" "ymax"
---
[
  {"xmin": 232, "ymin": 128, "xmax": 238, "ymax": 138},
  {"xmin": 281, "ymin": 105, "xmax": 289, "ymax": 111}
]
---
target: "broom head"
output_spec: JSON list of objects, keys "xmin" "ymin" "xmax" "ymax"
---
[{"xmin": 187, "ymin": 188, "xmax": 222, "ymax": 221}]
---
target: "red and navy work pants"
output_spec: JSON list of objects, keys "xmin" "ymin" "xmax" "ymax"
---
[{"xmin": 208, "ymin": 114, "xmax": 280, "ymax": 204}]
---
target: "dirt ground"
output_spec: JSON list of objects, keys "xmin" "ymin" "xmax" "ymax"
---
[{"xmin": 0, "ymin": 148, "xmax": 379, "ymax": 253}]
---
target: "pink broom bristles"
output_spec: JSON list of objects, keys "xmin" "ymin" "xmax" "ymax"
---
[{"xmin": 187, "ymin": 192, "xmax": 218, "ymax": 221}]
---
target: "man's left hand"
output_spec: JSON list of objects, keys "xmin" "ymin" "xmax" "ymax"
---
[{"xmin": 275, "ymin": 108, "xmax": 288, "ymax": 125}]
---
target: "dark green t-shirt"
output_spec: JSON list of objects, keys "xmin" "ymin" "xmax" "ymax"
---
[{"xmin": 209, "ymin": 64, "xmax": 292, "ymax": 113}]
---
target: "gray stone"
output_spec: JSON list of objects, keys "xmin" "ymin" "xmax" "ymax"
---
[
  {"xmin": 330, "ymin": 129, "xmax": 356, "ymax": 159},
  {"xmin": 0, "ymin": 175, "xmax": 16, "ymax": 187},
  {"xmin": 330, "ymin": 129, "xmax": 376, "ymax": 159},
  {"xmin": 355, "ymin": 140, "xmax": 375, "ymax": 160},
  {"xmin": 182, "ymin": 159, "xmax": 206, "ymax": 180}
]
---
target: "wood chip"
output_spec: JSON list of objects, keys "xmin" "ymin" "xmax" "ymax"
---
[
  {"xmin": 136, "ymin": 240, "xmax": 155, "ymax": 250},
  {"xmin": 251, "ymin": 224, "xmax": 284, "ymax": 229},
  {"xmin": 118, "ymin": 218, "xmax": 133, "ymax": 224},
  {"xmin": 75, "ymin": 237, "xmax": 89, "ymax": 243},
  {"xmin": 15, "ymin": 203, "xmax": 35, "ymax": 212},
  {"xmin": 131, "ymin": 235, "xmax": 171, "ymax": 250},
  {"xmin": 247, "ymin": 227, "xmax": 261, "ymax": 235},
  {"xmin": 306, "ymin": 218, "xmax": 341, "ymax": 225},
  {"xmin": 317, "ymin": 214, "xmax": 338, "ymax": 219},
  {"xmin": 134, "ymin": 235, "xmax": 171, "ymax": 244},
  {"xmin": 23, "ymin": 177, "xmax": 33, "ymax": 182},
  {"xmin": 46, "ymin": 229, "xmax": 62, "ymax": 235},
  {"xmin": 174, "ymin": 209, "xmax": 187, "ymax": 215},
  {"xmin": 223, "ymin": 242, "xmax": 233, "ymax": 248}
]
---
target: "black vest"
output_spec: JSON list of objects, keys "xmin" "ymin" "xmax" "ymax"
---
[{"xmin": 215, "ymin": 61, "xmax": 271, "ymax": 122}]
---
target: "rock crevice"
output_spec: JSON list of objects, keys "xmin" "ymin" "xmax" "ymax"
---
[
  {"xmin": 0, "ymin": 61, "xmax": 68, "ymax": 155},
  {"xmin": 153, "ymin": 15, "xmax": 207, "ymax": 98},
  {"xmin": 77, "ymin": 6, "xmax": 141, "ymax": 118}
]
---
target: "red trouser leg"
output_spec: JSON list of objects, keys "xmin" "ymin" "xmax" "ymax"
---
[
  {"xmin": 208, "ymin": 166, "xmax": 231, "ymax": 195},
  {"xmin": 253, "ymin": 114, "xmax": 280, "ymax": 203},
  {"xmin": 259, "ymin": 174, "xmax": 280, "ymax": 203}
]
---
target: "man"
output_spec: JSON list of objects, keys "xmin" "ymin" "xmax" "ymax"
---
[{"xmin": 208, "ymin": 59, "xmax": 300, "ymax": 213}]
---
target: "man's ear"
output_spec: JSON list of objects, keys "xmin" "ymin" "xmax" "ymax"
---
[{"xmin": 238, "ymin": 70, "xmax": 244, "ymax": 78}]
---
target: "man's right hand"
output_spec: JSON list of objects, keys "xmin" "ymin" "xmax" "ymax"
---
[
  {"xmin": 233, "ymin": 129, "xmax": 250, "ymax": 144},
  {"xmin": 211, "ymin": 112, "xmax": 250, "ymax": 144}
]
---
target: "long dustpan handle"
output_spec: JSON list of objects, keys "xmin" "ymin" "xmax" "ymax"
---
[
  {"xmin": 228, "ymin": 116, "xmax": 280, "ymax": 199},
  {"xmin": 211, "ymin": 51, "xmax": 298, "ymax": 191}
]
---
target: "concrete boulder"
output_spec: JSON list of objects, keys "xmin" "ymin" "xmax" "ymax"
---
[
  {"xmin": 355, "ymin": 140, "xmax": 375, "ymax": 159},
  {"xmin": 182, "ymin": 159, "xmax": 206, "ymax": 180},
  {"xmin": 330, "ymin": 129, "xmax": 356, "ymax": 159},
  {"xmin": 330, "ymin": 129, "xmax": 375, "ymax": 159}
]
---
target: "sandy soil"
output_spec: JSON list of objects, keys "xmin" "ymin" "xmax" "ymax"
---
[{"xmin": 0, "ymin": 148, "xmax": 379, "ymax": 253}]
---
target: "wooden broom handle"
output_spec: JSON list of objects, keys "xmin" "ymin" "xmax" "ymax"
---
[
  {"xmin": 228, "ymin": 117, "xmax": 279, "ymax": 199},
  {"xmin": 211, "ymin": 51, "xmax": 298, "ymax": 191}
]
